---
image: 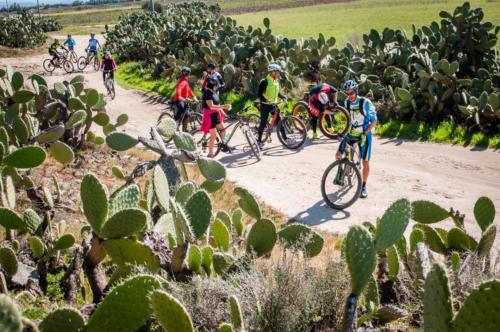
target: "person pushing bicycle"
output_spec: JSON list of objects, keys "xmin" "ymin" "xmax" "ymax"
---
[
  {"xmin": 257, "ymin": 64, "xmax": 288, "ymax": 147},
  {"xmin": 308, "ymin": 83, "xmax": 338, "ymax": 140},
  {"xmin": 335, "ymin": 80, "xmax": 377, "ymax": 199},
  {"xmin": 63, "ymin": 34, "xmax": 76, "ymax": 51}
]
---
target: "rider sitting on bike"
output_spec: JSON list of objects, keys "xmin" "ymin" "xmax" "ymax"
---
[
  {"xmin": 201, "ymin": 63, "xmax": 225, "ymax": 93},
  {"xmin": 335, "ymin": 80, "xmax": 378, "ymax": 199},
  {"xmin": 48, "ymin": 39, "xmax": 63, "ymax": 66},
  {"xmin": 201, "ymin": 77, "xmax": 232, "ymax": 158},
  {"xmin": 257, "ymin": 64, "xmax": 288, "ymax": 146},
  {"xmin": 173, "ymin": 67, "xmax": 198, "ymax": 121},
  {"xmin": 64, "ymin": 34, "xmax": 76, "ymax": 51},
  {"xmin": 100, "ymin": 51, "xmax": 117, "ymax": 86},
  {"xmin": 86, "ymin": 33, "xmax": 100, "ymax": 61},
  {"xmin": 308, "ymin": 83, "xmax": 338, "ymax": 140}
]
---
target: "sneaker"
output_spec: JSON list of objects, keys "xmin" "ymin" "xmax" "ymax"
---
[
  {"xmin": 312, "ymin": 132, "xmax": 319, "ymax": 140},
  {"xmin": 360, "ymin": 186, "xmax": 368, "ymax": 198}
]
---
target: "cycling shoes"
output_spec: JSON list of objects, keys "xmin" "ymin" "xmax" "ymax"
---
[{"xmin": 360, "ymin": 187, "xmax": 368, "ymax": 198}]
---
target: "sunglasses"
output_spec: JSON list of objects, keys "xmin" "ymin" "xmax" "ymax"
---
[{"xmin": 346, "ymin": 90, "xmax": 356, "ymax": 96}]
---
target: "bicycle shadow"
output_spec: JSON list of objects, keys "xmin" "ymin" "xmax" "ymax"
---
[
  {"xmin": 217, "ymin": 143, "xmax": 260, "ymax": 168},
  {"xmin": 262, "ymin": 145, "xmax": 303, "ymax": 157},
  {"xmin": 290, "ymin": 199, "xmax": 351, "ymax": 227}
]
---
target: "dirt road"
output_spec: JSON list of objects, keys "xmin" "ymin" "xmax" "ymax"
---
[{"xmin": 3, "ymin": 35, "xmax": 499, "ymax": 241}]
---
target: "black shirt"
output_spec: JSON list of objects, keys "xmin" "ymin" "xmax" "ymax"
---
[{"xmin": 202, "ymin": 88, "xmax": 220, "ymax": 109}]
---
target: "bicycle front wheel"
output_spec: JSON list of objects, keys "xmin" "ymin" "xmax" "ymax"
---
[
  {"xmin": 321, "ymin": 159, "xmax": 362, "ymax": 210},
  {"xmin": 70, "ymin": 52, "xmax": 78, "ymax": 63},
  {"xmin": 43, "ymin": 59, "xmax": 55, "ymax": 73},
  {"xmin": 247, "ymin": 113, "xmax": 269, "ymax": 143},
  {"xmin": 244, "ymin": 127, "xmax": 261, "ymax": 161},
  {"xmin": 277, "ymin": 115, "xmax": 307, "ymax": 149},
  {"xmin": 93, "ymin": 57, "xmax": 100, "ymax": 71},
  {"xmin": 108, "ymin": 80, "xmax": 116, "ymax": 99},
  {"xmin": 77, "ymin": 56, "xmax": 87, "ymax": 71},
  {"xmin": 320, "ymin": 106, "xmax": 350, "ymax": 139},
  {"xmin": 63, "ymin": 60, "xmax": 74, "ymax": 74},
  {"xmin": 292, "ymin": 101, "xmax": 311, "ymax": 131}
]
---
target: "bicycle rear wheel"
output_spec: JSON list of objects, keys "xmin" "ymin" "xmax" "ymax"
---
[
  {"xmin": 277, "ymin": 115, "xmax": 307, "ymax": 149},
  {"xmin": 43, "ymin": 59, "xmax": 55, "ymax": 73},
  {"xmin": 321, "ymin": 159, "xmax": 362, "ymax": 210},
  {"xmin": 243, "ymin": 127, "xmax": 261, "ymax": 160},
  {"xmin": 247, "ymin": 113, "xmax": 269, "ymax": 143},
  {"xmin": 63, "ymin": 60, "xmax": 74, "ymax": 74},
  {"xmin": 319, "ymin": 106, "xmax": 350, "ymax": 139},
  {"xmin": 191, "ymin": 129, "xmax": 221, "ymax": 156},
  {"xmin": 292, "ymin": 101, "xmax": 311, "ymax": 131},
  {"xmin": 77, "ymin": 56, "xmax": 87, "ymax": 71},
  {"xmin": 70, "ymin": 52, "xmax": 78, "ymax": 63},
  {"xmin": 182, "ymin": 112, "xmax": 202, "ymax": 134}
]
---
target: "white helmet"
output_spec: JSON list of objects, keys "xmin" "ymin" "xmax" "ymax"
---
[
  {"xmin": 318, "ymin": 92, "xmax": 329, "ymax": 105},
  {"xmin": 268, "ymin": 63, "xmax": 283, "ymax": 72}
]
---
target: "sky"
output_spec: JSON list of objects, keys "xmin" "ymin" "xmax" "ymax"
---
[{"xmin": 1, "ymin": 0, "xmax": 76, "ymax": 8}]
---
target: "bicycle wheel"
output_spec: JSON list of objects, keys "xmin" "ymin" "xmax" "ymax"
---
[
  {"xmin": 182, "ymin": 112, "xmax": 202, "ymax": 134},
  {"xmin": 43, "ymin": 59, "xmax": 55, "ymax": 73},
  {"xmin": 110, "ymin": 80, "xmax": 116, "ymax": 99},
  {"xmin": 243, "ymin": 127, "xmax": 261, "ymax": 160},
  {"xmin": 292, "ymin": 101, "xmax": 312, "ymax": 131},
  {"xmin": 247, "ymin": 113, "xmax": 269, "ymax": 143},
  {"xmin": 191, "ymin": 129, "xmax": 221, "ymax": 156},
  {"xmin": 63, "ymin": 60, "xmax": 74, "ymax": 73},
  {"xmin": 77, "ymin": 56, "xmax": 87, "ymax": 71},
  {"xmin": 319, "ymin": 106, "xmax": 350, "ymax": 139},
  {"xmin": 93, "ymin": 57, "xmax": 100, "ymax": 71},
  {"xmin": 321, "ymin": 159, "xmax": 362, "ymax": 210},
  {"xmin": 70, "ymin": 52, "xmax": 78, "ymax": 63},
  {"xmin": 277, "ymin": 115, "xmax": 307, "ymax": 149}
]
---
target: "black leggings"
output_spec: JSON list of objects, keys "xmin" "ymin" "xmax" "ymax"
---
[
  {"xmin": 258, "ymin": 103, "xmax": 287, "ymax": 142},
  {"xmin": 103, "ymin": 70, "xmax": 114, "ymax": 82},
  {"xmin": 309, "ymin": 98, "xmax": 325, "ymax": 133}
]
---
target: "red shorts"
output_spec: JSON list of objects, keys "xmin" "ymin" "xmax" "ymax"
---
[{"xmin": 201, "ymin": 108, "xmax": 223, "ymax": 134}]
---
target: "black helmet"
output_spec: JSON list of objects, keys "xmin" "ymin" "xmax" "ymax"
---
[
  {"xmin": 206, "ymin": 77, "xmax": 218, "ymax": 89},
  {"xmin": 180, "ymin": 67, "xmax": 191, "ymax": 76},
  {"xmin": 206, "ymin": 63, "xmax": 215, "ymax": 69}
]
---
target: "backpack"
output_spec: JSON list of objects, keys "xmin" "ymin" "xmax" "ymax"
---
[{"xmin": 345, "ymin": 98, "xmax": 367, "ymax": 119}]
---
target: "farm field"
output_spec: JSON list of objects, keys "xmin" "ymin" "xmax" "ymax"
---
[{"xmin": 233, "ymin": 0, "xmax": 500, "ymax": 44}]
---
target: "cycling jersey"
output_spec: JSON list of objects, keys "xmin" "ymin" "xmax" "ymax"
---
[
  {"xmin": 309, "ymin": 83, "xmax": 337, "ymax": 101},
  {"xmin": 100, "ymin": 58, "xmax": 117, "ymax": 71},
  {"xmin": 173, "ymin": 76, "xmax": 195, "ymax": 101},
  {"xmin": 64, "ymin": 38, "xmax": 76, "ymax": 49},
  {"xmin": 48, "ymin": 43, "xmax": 58, "ymax": 54},
  {"xmin": 88, "ymin": 38, "xmax": 99, "ymax": 51},
  {"xmin": 201, "ymin": 71, "xmax": 225, "ymax": 91},
  {"xmin": 258, "ymin": 75, "xmax": 284, "ymax": 104},
  {"xmin": 344, "ymin": 97, "xmax": 377, "ymax": 134}
]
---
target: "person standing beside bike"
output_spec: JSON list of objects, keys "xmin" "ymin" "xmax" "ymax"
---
[
  {"xmin": 335, "ymin": 80, "xmax": 378, "ymax": 199},
  {"xmin": 173, "ymin": 67, "xmax": 198, "ymax": 121},
  {"xmin": 201, "ymin": 63, "xmax": 225, "ymax": 93},
  {"xmin": 257, "ymin": 64, "xmax": 288, "ymax": 146},
  {"xmin": 308, "ymin": 83, "xmax": 338, "ymax": 140},
  {"xmin": 86, "ymin": 33, "xmax": 100, "ymax": 61},
  {"xmin": 100, "ymin": 52, "xmax": 117, "ymax": 91},
  {"xmin": 201, "ymin": 78, "xmax": 232, "ymax": 158},
  {"xmin": 64, "ymin": 34, "xmax": 76, "ymax": 51}
]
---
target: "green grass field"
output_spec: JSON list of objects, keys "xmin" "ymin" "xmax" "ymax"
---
[{"xmin": 233, "ymin": 0, "xmax": 500, "ymax": 45}]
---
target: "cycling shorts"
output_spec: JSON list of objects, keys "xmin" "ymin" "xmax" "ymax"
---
[{"xmin": 338, "ymin": 132, "xmax": 373, "ymax": 161}]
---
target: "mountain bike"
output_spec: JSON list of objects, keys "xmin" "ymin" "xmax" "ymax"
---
[
  {"xmin": 192, "ymin": 110, "xmax": 261, "ymax": 160},
  {"xmin": 103, "ymin": 70, "xmax": 116, "ymax": 99},
  {"xmin": 292, "ymin": 95, "xmax": 350, "ymax": 139},
  {"xmin": 157, "ymin": 100, "xmax": 202, "ymax": 143},
  {"xmin": 246, "ymin": 100, "xmax": 307, "ymax": 150},
  {"xmin": 43, "ymin": 52, "xmax": 74, "ymax": 74},
  {"xmin": 321, "ymin": 135, "xmax": 363, "ymax": 210},
  {"xmin": 77, "ymin": 49, "xmax": 100, "ymax": 71}
]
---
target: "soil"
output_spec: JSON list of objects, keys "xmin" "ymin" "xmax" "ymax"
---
[{"xmin": 2, "ymin": 34, "xmax": 499, "ymax": 244}]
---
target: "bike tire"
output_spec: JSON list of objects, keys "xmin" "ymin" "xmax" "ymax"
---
[
  {"xmin": 43, "ymin": 59, "xmax": 55, "ymax": 73},
  {"xmin": 247, "ymin": 113, "xmax": 269, "ymax": 143},
  {"xmin": 319, "ymin": 105, "xmax": 350, "ymax": 140},
  {"xmin": 70, "ymin": 52, "xmax": 77, "ymax": 63},
  {"xmin": 63, "ymin": 60, "xmax": 74, "ymax": 74},
  {"xmin": 244, "ymin": 128, "xmax": 261, "ymax": 161},
  {"xmin": 183, "ymin": 112, "xmax": 202, "ymax": 134},
  {"xmin": 77, "ymin": 56, "xmax": 87, "ymax": 71},
  {"xmin": 93, "ymin": 57, "xmax": 100, "ymax": 71},
  {"xmin": 110, "ymin": 80, "xmax": 116, "ymax": 99},
  {"xmin": 277, "ymin": 115, "xmax": 307, "ymax": 149},
  {"xmin": 321, "ymin": 159, "xmax": 362, "ymax": 210},
  {"xmin": 292, "ymin": 101, "xmax": 312, "ymax": 131}
]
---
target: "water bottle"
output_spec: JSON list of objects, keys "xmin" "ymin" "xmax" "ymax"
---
[{"xmin": 223, "ymin": 135, "xmax": 230, "ymax": 144}]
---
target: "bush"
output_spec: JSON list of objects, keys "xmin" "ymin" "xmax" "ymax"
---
[{"xmin": 141, "ymin": 1, "xmax": 163, "ymax": 14}]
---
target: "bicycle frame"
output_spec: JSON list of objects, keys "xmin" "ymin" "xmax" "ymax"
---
[{"xmin": 216, "ymin": 116, "xmax": 245, "ymax": 143}]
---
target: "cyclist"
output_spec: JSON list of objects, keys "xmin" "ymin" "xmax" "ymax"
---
[
  {"xmin": 86, "ymin": 33, "xmax": 100, "ymax": 61},
  {"xmin": 173, "ymin": 67, "xmax": 198, "ymax": 121},
  {"xmin": 48, "ymin": 39, "xmax": 62, "ymax": 66},
  {"xmin": 257, "ymin": 63, "xmax": 288, "ymax": 146},
  {"xmin": 308, "ymin": 83, "xmax": 338, "ymax": 140},
  {"xmin": 335, "ymin": 80, "xmax": 378, "ymax": 199},
  {"xmin": 201, "ymin": 77, "xmax": 232, "ymax": 158},
  {"xmin": 63, "ymin": 34, "xmax": 76, "ymax": 51},
  {"xmin": 100, "ymin": 51, "xmax": 117, "ymax": 91},
  {"xmin": 201, "ymin": 63, "xmax": 225, "ymax": 93}
]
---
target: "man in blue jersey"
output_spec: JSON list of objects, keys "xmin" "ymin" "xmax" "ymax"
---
[
  {"xmin": 63, "ymin": 34, "xmax": 76, "ymax": 51},
  {"xmin": 335, "ymin": 80, "xmax": 378, "ymax": 198},
  {"xmin": 86, "ymin": 33, "xmax": 100, "ymax": 61}
]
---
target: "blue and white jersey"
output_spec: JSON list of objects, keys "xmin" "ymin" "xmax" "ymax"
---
[
  {"xmin": 88, "ymin": 38, "xmax": 99, "ymax": 51},
  {"xmin": 344, "ymin": 97, "xmax": 377, "ymax": 134}
]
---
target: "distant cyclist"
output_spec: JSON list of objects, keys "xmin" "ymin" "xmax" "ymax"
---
[
  {"xmin": 201, "ymin": 63, "xmax": 225, "ymax": 93},
  {"xmin": 86, "ymin": 33, "xmax": 100, "ymax": 60},
  {"xmin": 173, "ymin": 67, "xmax": 198, "ymax": 121},
  {"xmin": 63, "ymin": 34, "xmax": 76, "ymax": 51},
  {"xmin": 48, "ymin": 39, "xmax": 62, "ymax": 66},
  {"xmin": 100, "ymin": 51, "xmax": 117, "ymax": 88},
  {"xmin": 335, "ymin": 80, "xmax": 378, "ymax": 198},
  {"xmin": 257, "ymin": 64, "xmax": 288, "ymax": 146},
  {"xmin": 308, "ymin": 83, "xmax": 338, "ymax": 140}
]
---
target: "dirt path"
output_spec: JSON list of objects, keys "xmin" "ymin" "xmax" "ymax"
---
[{"xmin": 2, "ymin": 35, "xmax": 499, "ymax": 242}]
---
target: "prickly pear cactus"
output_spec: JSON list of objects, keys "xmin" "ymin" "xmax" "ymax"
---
[
  {"xmin": 0, "ymin": 208, "xmax": 24, "ymax": 230},
  {"xmin": 277, "ymin": 224, "xmax": 324, "ymax": 257},
  {"xmin": 173, "ymin": 132, "xmax": 197, "ymax": 151},
  {"xmin": 105, "ymin": 132, "xmax": 139, "ymax": 151},
  {"xmin": 410, "ymin": 228, "xmax": 425, "ymax": 252},
  {"xmin": 186, "ymin": 244, "xmax": 202, "ymax": 273},
  {"xmin": 153, "ymin": 165, "xmax": 170, "ymax": 212},
  {"xmin": 446, "ymin": 228, "xmax": 471, "ymax": 251},
  {"xmin": 473, "ymin": 196, "xmax": 495, "ymax": 232},
  {"xmin": 150, "ymin": 290, "xmax": 194, "ymax": 332},
  {"xmin": 3, "ymin": 146, "xmax": 46, "ymax": 169},
  {"xmin": 217, "ymin": 323, "xmax": 234, "ymax": 332},
  {"xmin": 53, "ymin": 234, "xmax": 75, "ymax": 251},
  {"xmin": 85, "ymin": 275, "xmax": 161, "ymax": 332},
  {"xmin": 197, "ymin": 157, "xmax": 226, "ymax": 182},
  {"xmin": 39, "ymin": 308, "xmax": 85, "ymax": 332},
  {"xmin": 246, "ymin": 219, "xmax": 277, "ymax": 257},
  {"xmin": 22, "ymin": 209, "xmax": 42, "ymax": 236},
  {"xmin": 386, "ymin": 246, "xmax": 400, "ymax": 282},
  {"xmin": 185, "ymin": 190, "xmax": 212, "ymax": 239},
  {"xmin": 234, "ymin": 187, "xmax": 261, "ymax": 220},
  {"xmin": 215, "ymin": 210, "xmax": 232, "ymax": 231},
  {"xmin": 231, "ymin": 209, "xmax": 244, "ymax": 237},
  {"xmin": 157, "ymin": 117, "xmax": 177, "ymax": 138},
  {"xmin": 100, "ymin": 209, "xmax": 147, "ymax": 238},
  {"xmin": 80, "ymin": 173, "xmax": 109, "ymax": 234},
  {"xmin": 109, "ymin": 184, "xmax": 140, "ymax": 215},
  {"xmin": 344, "ymin": 225, "xmax": 376, "ymax": 295},
  {"xmin": 411, "ymin": 200, "xmax": 449, "ymax": 224},
  {"xmin": 476, "ymin": 225, "xmax": 496, "ymax": 257},
  {"xmin": 103, "ymin": 239, "xmax": 160, "ymax": 271},
  {"xmin": 229, "ymin": 295, "xmax": 243, "ymax": 330},
  {"xmin": 0, "ymin": 247, "xmax": 18, "ymax": 277},
  {"xmin": 0, "ymin": 294, "xmax": 23, "ymax": 332},
  {"xmin": 414, "ymin": 224, "xmax": 447, "ymax": 254},
  {"xmin": 201, "ymin": 246, "xmax": 213, "ymax": 276},
  {"xmin": 423, "ymin": 264, "xmax": 453, "ymax": 332},
  {"xmin": 29, "ymin": 236, "xmax": 45, "ymax": 259},
  {"xmin": 213, "ymin": 252, "xmax": 234, "ymax": 275},
  {"xmin": 210, "ymin": 219, "xmax": 230, "ymax": 252},
  {"xmin": 374, "ymin": 198, "xmax": 411, "ymax": 250},
  {"xmin": 50, "ymin": 141, "xmax": 74, "ymax": 164},
  {"xmin": 175, "ymin": 182, "xmax": 196, "ymax": 205}
]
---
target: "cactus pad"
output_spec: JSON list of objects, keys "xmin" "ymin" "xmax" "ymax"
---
[
  {"xmin": 246, "ymin": 219, "xmax": 277, "ymax": 257},
  {"xmin": 410, "ymin": 228, "xmax": 425, "ymax": 252},
  {"xmin": 217, "ymin": 323, "xmax": 234, "ymax": 332},
  {"xmin": 153, "ymin": 165, "xmax": 170, "ymax": 212},
  {"xmin": 109, "ymin": 184, "xmax": 140, "ymax": 216},
  {"xmin": 3, "ymin": 146, "xmax": 46, "ymax": 168},
  {"xmin": 111, "ymin": 165, "xmax": 125, "ymax": 180},
  {"xmin": 476, "ymin": 225, "xmax": 496, "ymax": 257},
  {"xmin": 36, "ymin": 125, "xmax": 65, "ymax": 144},
  {"xmin": 80, "ymin": 173, "xmax": 109, "ymax": 234},
  {"xmin": 174, "ymin": 204, "xmax": 194, "ymax": 243},
  {"xmin": 201, "ymin": 179, "xmax": 224, "ymax": 193},
  {"xmin": 197, "ymin": 158, "xmax": 226, "ymax": 182},
  {"xmin": 22, "ymin": 209, "xmax": 42, "ymax": 235},
  {"xmin": 201, "ymin": 246, "xmax": 213, "ymax": 276},
  {"xmin": 150, "ymin": 290, "xmax": 194, "ymax": 332},
  {"xmin": 231, "ymin": 209, "xmax": 244, "ymax": 237},
  {"xmin": 86, "ymin": 275, "xmax": 160, "ymax": 332},
  {"xmin": 50, "ymin": 141, "xmax": 74, "ymax": 164},
  {"xmin": 103, "ymin": 239, "xmax": 160, "ymax": 271},
  {"xmin": 450, "ymin": 252, "xmax": 461, "ymax": 273},
  {"xmin": 446, "ymin": 228, "xmax": 471, "ymax": 251},
  {"xmin": 414, "ymin": 224, "xmax": 447, "ymax": 254},
  {"xmin": 153, "ymin": 213, "xmax": 176, "ymax": 238},
  {"xmin": 53, "ymin": 234, "xmax": 75, "ymax": 251},
  {"xmin": 473, "ymin": 197, "xmax": 495, "ymax": 232},
  {"xmin": 386, "ymin": 246, "xmax": 400, "ymax": 282},
  {"xmin": 423, "ymin": 264, "xmax": 453, "ymax": 332},
  {"xmin": 374, "ymin": 199, "xmax": 411, "ymax": 250},
  {"xmin": 453, "ymin": 280, "xmax": 500, "ymax": 332},
  {"xmin": 93, "ymin": 112, "xmax": 110, "ymax": 126},
  {"xmin": 100, "ymin": 208, "xmax": 147, "ymax": 238},
  {"xmin": 277, "ymin": 224, "xmax": 324, "ymax": 257},
  {"xmin": 0, "ymin": 294, "xmax": 23, "ymax": 332},
  {"xmin": 185, "ymin": 190, "xmax": 212, "ymax": 239},
  {"xmin": 229, "ymin": 295, "xmax": 243, "ymax": 330},
  {"xmin": 29, "ymin": 237, "xmax": 45, "ymax": 259},
  {"xmin": 157, "ymin": 117, "xmax": 177, "ymax": 138},
  {"xmin": 0, "ymin": 208, "xmax": 24, "ymax": 230},
  {"xmin": 411, "ymin": 200, "xmax": 449, "ymax": 224},
  {"xmin": 186, "ymin": 245, "xmax": 202, "ymax": 273},
  {"xmin": 106, "ymin": 132, "xmax": 138, "ymax": 151},
  {"xmin": 215, "ymin": 210, "xmax": 232, "ymax": 230},
  {"xmin": 39, "ymin": 308, "xmax": 85, "ymax": 332},
  {"xmin": 213, "ymin": 252, "xmax": 234, "ymax": 275},
  {"xmin": 234, "ymin": 187, "xmax": 261, "ymax": 220},
  {"xmin": 175, "ymin": 182, "xmax": 196, "ymax": 205},
  {"xmin": 345, "ymin": 225, "xmax": 376, "ymax": 295},
  {"xmin": 0, "ymin": 247, "xmax": 18, "ymax": 277},
  {"xmin": 210, "ymin": 219, "xmax": 230, "ymax": 252},
  {"xmin": 173, "ymin": 132, "xmax": 197, "ymax": 151},
  {"xmin": 65, "ymin": 110, "xmax": 87, "ymax": 129}
]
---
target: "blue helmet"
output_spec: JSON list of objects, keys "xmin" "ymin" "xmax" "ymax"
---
[{"xmin": 343, "ymin": 80, "xmax": 359, "ymax": 91}]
